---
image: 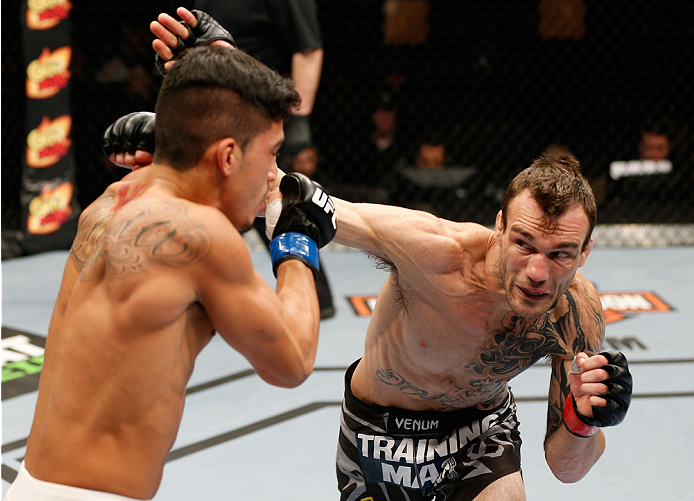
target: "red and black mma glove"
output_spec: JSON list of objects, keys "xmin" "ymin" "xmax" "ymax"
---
[
  {"xmin": 155, "ymin": 9, "xmax": 237, "ymax": 76},
  {"xmin": 269, "ymin": 173, "xmax": 337, "ymax": 278},
  {"xmin": 563, "ymin": 351, "xmax": 633, "ymax": 438},
  {"xmin": 102, "ymin": 111, "xmax": 156, "ymax": 163}
]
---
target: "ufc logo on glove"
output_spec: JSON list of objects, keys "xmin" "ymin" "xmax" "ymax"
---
[
  {"xmin": 268, "ymin": 173, "xmax": 338, "ymax": 277},
  {"xmin": 312, "ymin": 188, "xmax": 337, "ymax": 230}
]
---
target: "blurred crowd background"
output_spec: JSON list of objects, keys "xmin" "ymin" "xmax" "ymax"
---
[{"xmin": 3, "ymin": 0, "xmax": 693, "ymax": 256}]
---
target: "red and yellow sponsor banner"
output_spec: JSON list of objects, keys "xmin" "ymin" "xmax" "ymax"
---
[
  {"xmin": 21, "ymin": 0, "xmax": 78, "ymax": 253},
  {"xmin": 26, "ymin": 46, "xmax": 71, "ymax": 99},
  {"xmin": 26, "ymin": 115, "xmax": 72, "ymax": 168},
  {"xmin": 26, "ymin": 181, "xmax": 74, "ymax": 235},
  {"xmin": 348, "ymin": 292, "xmax": 672, "ymax": 324},
  {"xmin": 26, "ymin": 0, "xmax": 71, "ymax": 31}
]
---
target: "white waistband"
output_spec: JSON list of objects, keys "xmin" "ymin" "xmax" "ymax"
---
[{"xmin": 3, "ymin": 462, "xmax": 144, "ymax": 501}]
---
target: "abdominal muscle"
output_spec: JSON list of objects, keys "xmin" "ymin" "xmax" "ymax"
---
[{"xmin": 351, "ymin": 287, "xmax": 512, "ymax": 413}]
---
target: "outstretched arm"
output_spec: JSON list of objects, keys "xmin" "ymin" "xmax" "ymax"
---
[{"xmin": 331, "ymin": 197, "xmax": 483, "ymax": 280}]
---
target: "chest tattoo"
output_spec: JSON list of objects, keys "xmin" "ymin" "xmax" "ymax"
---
[
  {"xmin": 375, "ymin": 290, "xmax": 594, "ymax": 409},
  {"xmin": 465, "ymin": 291, "xmax": 589, "ymax": 377}
]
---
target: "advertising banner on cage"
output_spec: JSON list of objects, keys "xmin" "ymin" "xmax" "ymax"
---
[{"xmin": 20, "ymin": 0, "xmax": 79, "ymax": 254}]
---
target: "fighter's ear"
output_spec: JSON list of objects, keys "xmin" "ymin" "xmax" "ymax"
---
[
  {"xmin": 495, "ymin": 210, "xmax": 504, "ymax": 235},
  {"xmin": 578, "ymin": 236, "xmax": 593, "ymax": 267},
  {"xmin": 215, "ymin": 137, "xmax": 238, "ymax": 177}
]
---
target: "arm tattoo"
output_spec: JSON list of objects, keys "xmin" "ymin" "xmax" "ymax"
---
[
  {"xmin": 545, "ymin": 357, "xmax": 571, "ymax": 442},
  {"xmin": 544, "ymin": 288, "xmax": 605, "ymax": 442}
]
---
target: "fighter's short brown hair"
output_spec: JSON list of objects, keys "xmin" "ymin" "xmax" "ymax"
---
[{"xmin": 501, "ymin": 154, "xmax": 597, "ymax": 249}]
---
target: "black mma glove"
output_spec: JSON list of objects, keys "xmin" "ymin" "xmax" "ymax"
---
[
  {"xmin": 564, "ymin": 350, "xmax": 633, "ymax": 437},
  {"xmin": 281, "ymin": 115, "xmax": 312, "ymax": 158},
  {"xmin": 267, "ymin": 173, "xmax": 337, "ymax": 277},
  {"xmin": 102, "ymin": 111, "xmax": 156, "ymax": 162},
  {"xmin": 155, "ymin": 9, "xmax": 237, "ymax": 76}
]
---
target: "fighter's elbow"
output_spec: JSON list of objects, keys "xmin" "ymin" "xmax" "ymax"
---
[
  {"xmin": 547, "ymin": 462, "xmax": 586, "ymax": 484},
  {"xmin": 257, "ymin": 357, "xmax": 314, "ymax": 388},
  {"xmin": 257, "ymin": 371, "xmax": 303, "ymax": 388},
  {"xmin": 544, "ymin": 450, "xmax": 598, "ymax": 483},
  {"xmin": 544, "ymin": 427, "xmax": 605, "ymax": 484},
  {"xmin": 274, "ymin": 367, "xmax": 312, "ymax": 388}
]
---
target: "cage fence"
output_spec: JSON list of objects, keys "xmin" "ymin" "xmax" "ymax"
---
[{"xmin": 2, "ymin": 1, "xmax": 693, "ymax": 257}]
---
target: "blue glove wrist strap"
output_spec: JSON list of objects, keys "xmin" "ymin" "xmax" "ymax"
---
[{"xmin": 270, "ymin": 232, "xmax": 319, "ymax": 277}]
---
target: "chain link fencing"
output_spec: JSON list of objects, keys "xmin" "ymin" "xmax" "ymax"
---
[{"xmin": 3, "ymin": 1, "xmax": 693, "ymax": 257}]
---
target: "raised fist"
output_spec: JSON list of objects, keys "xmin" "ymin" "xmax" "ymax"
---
[
  {"xmin": 267, "ymin": 173, "xmax": 337, "ymax": 277},
  {"xmin": 102, "ymin": 111, "xmax": 155, "ymax": 170},
  {"xmin": 153, "ymin": 8, "xmax": 236, "ymax": 75}
]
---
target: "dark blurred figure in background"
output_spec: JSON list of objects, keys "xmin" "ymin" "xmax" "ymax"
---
[
  {"xmin": 193, "ymin": 0, "xmax": 334, "ymax": 318},
  {"xmin": 288, "ymin": 145, "xmax": 333, "ymax": 200},
  {"xmin": 412, "ymin": 133, "xmax": 447, "ymax": 169},
  {"xmin": 335, "ymin": 92, "xmax": 403, "ymax": 204},
  {"xmin": 638, "ymin": 119, "xmax": 671, "ymax": 161},
  {"xmin": 96, "ymin": 25, "xmax": 158, "ymax": 113},
  {"xmin": 390, "ymin": 132, "xmax": 478, "ymax": 221},
  {"xmin": 291, "ymin": 145, "xmax": 319, "ymax": 178},
  {"xmin": 543, "ymin": 143, "xmax": 574, "ymax": 160},
  {"xmin": 367, "ymin": 94, "xmax": 403, "ymax": 183},
  {"xmin": 605, "ymin": 118, "xmax": 691, "ymax": 223},
  {"xmin": 194, "ymin": 0, "xmax": 322, "ymax": 164}
]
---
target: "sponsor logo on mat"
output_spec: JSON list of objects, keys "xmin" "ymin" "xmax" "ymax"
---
[{"xmin": 349, "ymin": 291, "xmax": 672, "ymax": 325}]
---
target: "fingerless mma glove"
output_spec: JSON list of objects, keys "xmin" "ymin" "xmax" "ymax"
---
[
  {"xmin": 102, "ymin": 111, "xmax": 156, "ymax": 162},
  {"xmin": 270, "ymin": 173, "xmax": 337, "ymax": 278},
  {"xmin": 563, "ymin": 350, "xmax": 633, "ymax": 437},
  {"xmin": 155, "ymin": 9, "xmax": 237, "ymax": 76}
]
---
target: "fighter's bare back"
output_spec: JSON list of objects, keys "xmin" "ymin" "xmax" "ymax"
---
[{"xmin": 25, "ymin": 171, "xmax": 221, "ymax": 498}]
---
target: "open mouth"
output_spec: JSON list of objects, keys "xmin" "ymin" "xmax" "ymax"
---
[{"xmin": 517, "ymin": 286, "xmax": 549, "ymax": 300}]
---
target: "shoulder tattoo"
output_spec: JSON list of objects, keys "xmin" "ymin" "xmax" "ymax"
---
[
  {"xmin": 74, "ymin": 197, "xmax": 212, "ymax": 281},
  {"xmin": 70, "ymin": 191, "xmax": 117, "ymax": 274}
]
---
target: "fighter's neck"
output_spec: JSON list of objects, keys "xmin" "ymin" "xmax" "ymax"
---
[
  {"xmin": 135, "ymin": 162, "xmax": 220, "ymax": 208},
  {"xmin": 480, "ymin": 234, "xmax": 514, "ymax": 314}
]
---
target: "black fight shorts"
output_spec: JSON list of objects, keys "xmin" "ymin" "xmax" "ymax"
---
[{"xmin": 336, "ymin": 360, "xmax": 522, "ymax": 501}]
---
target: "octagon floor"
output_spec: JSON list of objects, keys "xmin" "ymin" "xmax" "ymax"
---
[{"xmin": 2, "ymin": 246, "xmax": 693, "ymax": 500}]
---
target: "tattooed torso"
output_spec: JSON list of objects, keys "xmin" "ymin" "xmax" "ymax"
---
[{"xmin": 355, "ymin": 257, "xmax": 604, "ymax": 413}]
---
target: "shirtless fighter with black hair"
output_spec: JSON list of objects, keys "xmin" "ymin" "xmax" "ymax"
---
[
  {"xmin": 4, "ymin": 44, "xmax": 337, "ymax": 500},
  {"xmin": 103, "ymin": 8, "xmax": 633, "ymax": 500}
]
